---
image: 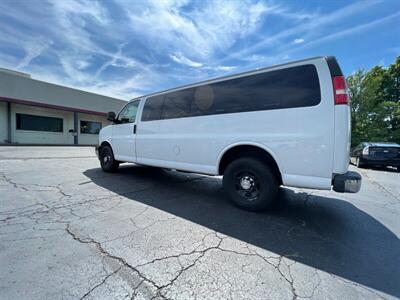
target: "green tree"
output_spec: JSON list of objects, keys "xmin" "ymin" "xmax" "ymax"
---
[
  {"xmin": 347, "ymin": 56, "xmax": 400, "ymax": 146},
  {"xmin": 383, "ymin": 57, "xmax": 400, "ymax": 141},
  {"xmin": 347, "ymin": 70, "xmax": 366, "ymax": 146}
]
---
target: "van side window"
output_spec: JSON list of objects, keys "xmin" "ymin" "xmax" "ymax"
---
[
  {"xmin": 162, "ymin": 90, "xmax": 193, "ymax": 119},
  {"xmin": 204, "ymin": 64, "xmax": 321, "ymax": 115},
  {"xmin": 141, "ymin": 95, "xmax": 164, "ymax": 121},
  {"xmin": 117, "ymin": 101, "xmax": 140, "ymax": 124},
  {"xmin": 141, "ymin": 64, "xmax": 321, "ymax": 121}
]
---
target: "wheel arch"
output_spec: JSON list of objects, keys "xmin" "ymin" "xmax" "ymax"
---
[
  {"xmin": 99, "ymin": 140, "xmax": 113, "ymax": 155},
  {"xmin": 100, "ymin": 140, "xmax": 112, "ymax": 148},
  {"xmin": 217, "ymin": 142, "xmax": 283, "ymax": 185}
]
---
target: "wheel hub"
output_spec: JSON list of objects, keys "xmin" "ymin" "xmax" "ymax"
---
[
  {"xmin": 240, "ymin": 176, "xmax": 253, "ymax": 190},
  {"xmin": 234, "ymin": 172, "xmax": 260, "ymax": 201},
  {"xmin": 103, "ymin": 155, "xmax": 110, "ymax": 163}
]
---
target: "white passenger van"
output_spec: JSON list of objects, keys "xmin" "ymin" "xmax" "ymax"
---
[{"xmin": 96, "ymin": 56, "xmax": 361, "ymax": 211}]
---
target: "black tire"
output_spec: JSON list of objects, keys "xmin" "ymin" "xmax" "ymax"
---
[
  {"xmin": 99, "ymin": 145, "xmax": 119, "ymax": 172},
  {"xmin": 356, "ymin": 156, "xmax": 364, "ymax": 168},
  {"xmin": 222, "ymin": 157, "xmax": 278, "ymax": 211},
  {"xmin": 397, "ymin": 166, "xmax": 400, "ymax": 172}
]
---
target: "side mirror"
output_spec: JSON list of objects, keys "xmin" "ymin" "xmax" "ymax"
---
[{"xmin": 106, "ymin": 111, "xmax": 116, "ymax": 122}]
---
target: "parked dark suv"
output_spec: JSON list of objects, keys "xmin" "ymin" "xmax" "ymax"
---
[{"xmin": 351, "ymin": 142, "xmax": 400, "ymax": 171}]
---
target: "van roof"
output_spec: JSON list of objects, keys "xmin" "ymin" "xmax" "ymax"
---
[{"xmin": 130, "ymin": 55, "xmax": 334, "ymax": 101}]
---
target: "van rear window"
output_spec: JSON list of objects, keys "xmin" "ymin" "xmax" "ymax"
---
[{"xmin": 142, "ymin": 64, "xmax": 321, "ymax": 121}]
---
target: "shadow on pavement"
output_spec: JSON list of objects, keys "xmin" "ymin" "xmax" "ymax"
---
[
  {"xmin": 363, "ymin": 165, "xmax": 399, "ymax": 173},
  {"xmin": 84, "ymin": 165, "xmax": 400, "ymax": 297}
]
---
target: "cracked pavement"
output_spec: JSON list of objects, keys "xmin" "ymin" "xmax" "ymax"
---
[{"xmin": 0, "ymin": 146, "xmax": 399, "ymax": 299}]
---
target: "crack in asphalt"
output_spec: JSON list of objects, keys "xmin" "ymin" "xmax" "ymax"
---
[
  {"xmin": 0, "ymin": 168, "xmax": 324, "ymax": 299},
  {"xmin": 1, "ymin": 172, "xmax": 28, "ymax": 191},
  {"xmin": 65, "ymin": 224, "xmax": 165, "ymax": 299},
  {"xmin": 79, "ymin": 266, "xmax": 123, "ymax": 300},
  {"xmin": 65, "ymin": 224, "xmax": 303, "ymax": 299},
  {"xmin": 65, "ymin": 224, "xmax": 228, "ymax": 299},
  {"xmin": 360, "ymin": 170, "xmax": 400, "ymax": 204},
  {"xmin": 1, "ymin": 165, "xmax": 392, "ymax": 299}
]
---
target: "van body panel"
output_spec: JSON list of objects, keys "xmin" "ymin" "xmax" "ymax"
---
[
  {"xmin": 333, "ymin": 105, "xmax": 351, "ymax": 174},
  {"xmin": 216, "ymin": 141, "xmax": 283, "ymax": 175},
  {"xmin": 99, "ymin": 56, "xmax": 359, "ymax": 193},
  {"xmin": 282, "ymin": 174, "xmax": 332, "ymax": 190},
  {"xmin": 135, "ymin": 57, "xmax": 335, "ymax": 188},
  {"xmin": 98, "ymin": 125, "xmax": 113, "ymax": 147}
]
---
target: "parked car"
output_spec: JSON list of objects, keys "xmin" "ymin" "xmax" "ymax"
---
[
  {"xmin": 351, "ymin": 142, "xmax": 400, "ymax": 171},
  {"xmin": 96, "ymin": 56, "xmax": 362, "ymax": 211}
]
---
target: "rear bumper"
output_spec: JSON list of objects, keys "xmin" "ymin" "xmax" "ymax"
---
[
  {"xmin": 332, "ymin": 171, "xmax": 362, "ymax": 193},
  {"xmin": 360, "ymin": 156, "xmax": 400, "ymax": 167}
]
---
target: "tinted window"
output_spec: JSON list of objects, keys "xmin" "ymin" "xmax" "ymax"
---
[
  {"xmin": 117, "ymin": 101, "xmax": 139, "ymax": 123},
  {"xmin": 141, "ymin": 95, "xmax": 164, "ymax": 121},
  {"xmin": 162, "ymin": 89, "xmax": 193, "ymax": 119},
  {"xmin": 16, "ymin": 114, "xmax": 63, "ymax": 132},
  {"xmin": 194, "ymin": 64, "xmax": 320, "ymax": 116},
  {"xmin": 142, "ymin": 64, "xmax": 320, "ymax": 121},
  {"xmin": 80, "ymin": 121, "xmax": 102, "ymax": 134}
]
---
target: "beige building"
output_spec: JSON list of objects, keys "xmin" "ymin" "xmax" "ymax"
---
[{"xmin": 0, "ymin": 68, "xmax": 126, "ymax": 145}]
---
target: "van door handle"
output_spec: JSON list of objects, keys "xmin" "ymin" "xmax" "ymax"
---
[{"xmin": 133, "ymin": 124, "xmax": 137, "ymax": 134}]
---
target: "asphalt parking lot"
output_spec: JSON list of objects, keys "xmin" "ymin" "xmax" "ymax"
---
[{"xmin": 1, "ymin": 146, "xmax": 399, "ymax": 299}]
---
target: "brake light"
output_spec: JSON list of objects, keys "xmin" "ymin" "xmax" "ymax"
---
[{"xmin": 332, "ymin": 76, "xmax": 349, "ymax": 105}]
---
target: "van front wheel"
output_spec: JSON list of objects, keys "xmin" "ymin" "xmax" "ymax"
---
[
  {"xmin": 100, "ymin": 145, "xmax": 119, "ymax": 172},
  {"xmin": 223, "ymin": 157, "xmax": 278, "ymax": 211}
]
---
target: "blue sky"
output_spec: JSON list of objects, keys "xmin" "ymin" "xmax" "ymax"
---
[{"xmin": 0, "ymin": 0, "xmax": 399, "ymax": 100}]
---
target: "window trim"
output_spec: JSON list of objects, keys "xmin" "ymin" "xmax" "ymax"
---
[{"xmin": 15, "ymin": 113, "xmax": 64, "ymax": 133}]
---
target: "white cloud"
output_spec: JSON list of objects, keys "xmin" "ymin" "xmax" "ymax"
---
[
  {"xmin": 122, "ymin": 0, "xmax": 270, "ymax": 58},
  {"xmin": 239, "ymin": 8, "xmax": 398, "ymax": 71},
  {"xmin": 0, "ymin": 0, "xmax": 157, "ymax": 100},
  {"xmin": 293, "ymin": 11, "xmax": 400, "ymax": 51},
  {"xmin": 217, "ymin": 0, "xmax": 380, "ymax": 64},
  {"xmin": 170, "ymin": 53, "xmax": 203, "ymax": 68},
  {"xmin": 293, "ymin": 38, "xmax": 304, "ymax": 44},
  {"xmin": 17, "ymin": 38, "xmax": 52, "ymax": 69},
  {"xmin": 0, "ymin": 0, "xmax": 395, "ymax": 101},
  {"xmin": 212, "ymin": 66, "xmax": 235, "ymax": 72},
  {"xmin": 26, "ymin": 63, "xmax": 150, "ymax": 100},
  {"xmin": 49, "ymin": 0, "xmax": 110, "ymax": 26},
  {"xmin": 76, "ymin": 60, "xmax": 90, "ymax": 70}
]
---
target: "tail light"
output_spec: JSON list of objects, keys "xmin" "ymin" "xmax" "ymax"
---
[
  {"xmin": 362, "ymin": 147, "xmax": 369, "ymax": 155},
  {"xmin": 332, "ymin": 76, "xmax": 349, "ymax": 105}
]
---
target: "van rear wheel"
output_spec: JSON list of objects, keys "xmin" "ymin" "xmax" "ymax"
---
[
  {"xmin": 100, "ymin": 145, "xmax": 119, "ymax": 172},
  {"xmin": 223, "ymin": 157, "xmax": 278, "ymax": 211}
]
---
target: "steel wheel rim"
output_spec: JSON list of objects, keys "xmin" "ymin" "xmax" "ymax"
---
[
  {"xmin": 234, "ymin": 171, "xmax": 261, "ymax": 201},
  {"xmin": 102, "ymin": 150, "xmax": 112, "ymax": 167}
]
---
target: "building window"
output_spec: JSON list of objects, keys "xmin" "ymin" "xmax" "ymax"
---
[
  {"xmin": 80, "ymin": 121, "xmax": 102, "ymax": 134},
  {"xmin": 16, "ymin": 113, "xmax": 63, "ymax": 132}
]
